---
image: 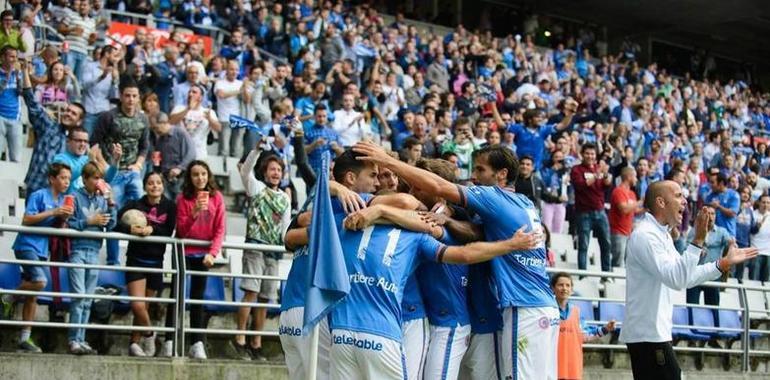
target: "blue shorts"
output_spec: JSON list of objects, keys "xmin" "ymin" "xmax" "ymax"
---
[{"xmin": 14, "ymin": 250, "xmax": 49, "ymax": 284}]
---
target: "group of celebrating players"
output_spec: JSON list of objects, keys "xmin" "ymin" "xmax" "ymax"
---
[{"xmin": 277, "ymin": 141, "xmax": 555, "ymax": 380}]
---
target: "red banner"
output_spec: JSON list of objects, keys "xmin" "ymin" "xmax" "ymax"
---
[{"xmin": 106, "ymin": 22, "xmax": 213, "ymax": 57}]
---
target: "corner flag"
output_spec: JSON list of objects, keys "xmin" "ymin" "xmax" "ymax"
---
[{"xmin": 303, "ymin": 151, "xmax": 349, "ymax": 331}]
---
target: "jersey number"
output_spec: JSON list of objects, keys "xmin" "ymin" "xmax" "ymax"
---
[
  {"xmin": 382, "ymin": 229, "xmax": 400, "ymax": 267},
  {"xmin": 355, "ymin": 227, "xmax": 400, "ymax": 267}
]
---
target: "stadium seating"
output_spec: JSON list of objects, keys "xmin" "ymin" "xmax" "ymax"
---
[
  {"xmin": 672, "ymin": 306, "xmax": 710, "ymax": 342},
  {"xmin": 598, "ymin": 302, "xmax": 625, "ymax": 331},
  {"xmin": 689, "ymin": 307, "xmax": 718, "ymax": 339}
]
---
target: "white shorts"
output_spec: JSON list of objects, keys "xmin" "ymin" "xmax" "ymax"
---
[
  {"xmin": 500, "ymin": 306, "xmax": 559, "ymax": 380},
  {"xmin": 279, "ymin": 307, "xmax": 331, "ymax": 380},
  {"xmin": 424, "ymin": 324, "xmax": 471, "ymax": 380},
  {"xmin": 402, "ymin": 317, "xmax": 429, "ymax": 379},
  {"xmin": 330, "ymin": 329, "xmax": 404, "ymax": 380},
  {"xmin": 458, "ymin": 332, "xmax": 502, "ymax": 380}
]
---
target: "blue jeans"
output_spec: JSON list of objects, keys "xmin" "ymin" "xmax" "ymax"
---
[
  {"xmin": 0, "ymin": 117, "xmax": 22, "ymax": 162},
  {"xmin": 106, "ymin": 170, "xmax": 144, "ymax": 265},
  {"xmin": 68, "ymin": 247, "xmax": 100, "ymax": 343},
  {"xmin": 577, "ymin": 210, "xmax": 612, "ymax": 272},
  {"xmin": 83, "ymin": 113, "xmax": 101, "ymax": 137},
  {"xmin": 750, "ymin": 255, "xmax": 769, "ymax": 282},
  {"xmin": 64, "ymin": 51, "xmax": 88, "ymax": 81}
]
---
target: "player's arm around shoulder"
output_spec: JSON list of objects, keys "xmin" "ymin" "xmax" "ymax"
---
[{"xmin": 440, "ymin": 226, "xmax": 540, "ymax": 265}]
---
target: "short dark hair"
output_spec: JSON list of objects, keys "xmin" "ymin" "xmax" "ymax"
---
[
  {"xmin": 48, "ymin": 162, "xmax": 71, "ymax": 178},
  {"xmin": 581, "ymin": 143, "xmax": 598, "ymax": 154},
  {"xmin": 119, "ymin": 77, "xmax": 139, "ymax": 94},
  {"xmin": 0, "ymin": 10, "xmax": 14, "ymax": 20},
  {"xmin": 519, "ymin": 155, "xmax": 534, "ymax": 165},
  {"xmin": 314, "ymin": 104, "xmax": 328, "ymax": 114},
  {"xmin": 70, "ymin": 102, "xmax": 86, "ymax": 119},
  {"xmin": 715, "ymin": 173, "xmax": 728, "ymax": 185},
  {"xmin": 472, "ymin": 145, "xmax": 519, "ymax": 181},
  {"xmin": 664, "ymin": 168, "xmax": 684, "ymax": 181},
  {"xmin": 550, "ymin": 272, "xmax": 573, "ymax": 288},
  {"xmin": 333, "ymin": 149, "xmax": 368, "ymax": 183},
  {"xmin": 403, "ymin": 137, "xmax": 422, "ymax": 150}
]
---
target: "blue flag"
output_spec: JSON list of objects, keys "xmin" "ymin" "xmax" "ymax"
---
[
  {"xmin": 229, "ymin": 115, "xmax": 272, "ymax": 136},
  {"xmin": 303, "ymin": 152, "xmax": 349, "ymax": 332}
]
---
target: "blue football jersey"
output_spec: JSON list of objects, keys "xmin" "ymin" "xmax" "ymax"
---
[
  {"xmin": 459, "ymin": 185, "xmax": 556, "ymax": 309},
  {"xmin": 401, "ymin": 273, "xmax": 426, "ymax": 321},
  {"xmin": 418, "ymin": 232, "xmax": 470, "ymax": 327},
  {"xmin": 281, "ymin": 193, "xmax": 374, "ymax": 311},
  {"xmin": 466, "ymin": 262, "xmax": 502, "ymax": 333},
  {"xmin": 330, "ymin": 222, "xmax": 446, "ymax": 341}
]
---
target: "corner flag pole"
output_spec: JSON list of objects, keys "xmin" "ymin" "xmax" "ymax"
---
[{"xmin": 306, "ymin": 323, "xmax": 320, "ymax": 380}]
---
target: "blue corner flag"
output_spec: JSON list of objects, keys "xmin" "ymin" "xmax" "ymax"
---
[{"xmin": 302, "ymin": 152, "xmax": 349, "ymax": 332}]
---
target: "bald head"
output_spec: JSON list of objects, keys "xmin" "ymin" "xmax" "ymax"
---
[
  {"xmin": 644, "ymin": 180, "xmax": 687, "ymax": 227},
  {"xmin": 644, "ymin": 180, "xmax": 676, "ymax": 212}
]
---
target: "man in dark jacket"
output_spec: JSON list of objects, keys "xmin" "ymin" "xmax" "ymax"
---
[{"xmin": 514, "ymin": 155, "xmax": 559, "ymax": 210}]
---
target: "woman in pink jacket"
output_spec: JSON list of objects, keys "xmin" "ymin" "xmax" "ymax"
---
[{"xmin": 162, "ymin": 160, "xmax": 225, "ymax": 359}]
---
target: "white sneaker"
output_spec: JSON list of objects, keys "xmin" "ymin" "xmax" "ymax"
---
[
  {"xmin": 128, "ymin": 343, "xmax": 146, "ymax": 357},
  {"xmin": 80, "ymin": 341, "xmax": 97, "ymax": 355},
  {"xmin": 68, "ymin": 341, "xmax": 86, "ymax": 355},
  {"xmin": 161, "ymin": 340, "xmax": 174, "ymax": 357},
  {"xmin": 188, "ymin": 341, "xmax": 207, "ymax": 360},
  {"xmin": 140, "ymin": 333, "xmax": 156, "ymax": 357}
]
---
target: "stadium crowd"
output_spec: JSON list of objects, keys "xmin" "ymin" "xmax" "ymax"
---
[{"xmin": 0, "ymin": 0, "xmax": 769, "ymax": 379}]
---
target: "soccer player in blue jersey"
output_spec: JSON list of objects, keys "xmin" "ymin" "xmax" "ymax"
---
[
  {"xmin": 279, "ymin": 150, "xmax": 425, "ymax": 380},
  {"xmin": 354, "ymin": 141, "xmax": 559, "ymax": 380},
  {"xmin": 331, "ymin": 208, "xmax": 538, "ymax": 380}
]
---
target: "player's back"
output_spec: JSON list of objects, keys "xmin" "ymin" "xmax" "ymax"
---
[
  {"xmin": 331, "ymin": 223, "xmax": 444, "ymax": 341},
  {"xmin": 462, "ymin": 185, "xmax": 556, "ymax": 309}
]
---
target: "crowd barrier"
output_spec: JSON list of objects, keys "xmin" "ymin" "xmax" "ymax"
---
[{"xmin": 0, "ymin": 224, "xmax": 769, "ymax": 373}]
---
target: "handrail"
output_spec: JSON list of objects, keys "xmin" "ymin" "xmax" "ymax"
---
[{"xmin": 0, "ymin": 223, "xmax": 769, "ymax": 367}]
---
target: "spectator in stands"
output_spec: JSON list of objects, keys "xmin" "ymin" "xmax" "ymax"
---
[
  {"xmin": 240, "ymin": 64, "xmax": 271, "ymax": 151},
  {"xmin": 148, "ymin": 112, "xmax": 195, "ymax": 200},
  {"xmin": 66, "ymin": 162, "xmax": 117, "ymax": 355},
  {"xmin": 609, "ymin": 167, "xmax": 640, "ymax": 268},
  {"xmin": 551, "ymin": 272, "xmax": 615, "ymax": 380},
  {"xmin": 332, "ymin": 93, "xmax": 368, "ymax": 147},
  {"xmin": 0, "ymin": 10, "xmax": 26, "ymax": 53},
  {"xmin": 540, "ymin": 150, "xmax": 570, "ymax": 234},
  {"xmin": 52, "ymin": 127, "xmax": 118, "ymax": 193},
  {"xmin": 172, "ymin": 64, "xmax": 208, "ymax": 109},
  {"xmin": 514, "ymin": 155, "xmax": 550, "ymax": 210},
  {"xmin": 499, "ymin": 99, "xmax": 577, "ymax": 170},
  {"xmin": 400, "ymin": 137, "xmax": 423, "ymax": 166},
  {"xmin": 151, "ymin": 45, "xmax": 180, "ymax": 114},
  {"xmin": 169, "ymin": 84, "xmax": 221, "ymax": 160},
  {"xmin": 165, "ymin": 160, "xmax": 225, "ymax": 359},
  {"xmin": 686, "ymin": 205, "xmax": 732, "ymax": 344},
  {"xmin": 706, "ymin": 173, "xmax": 740, "ymax": 237},
  {"xmin": 81, "ymin": 45, "xmax": 121, "ymax": 135},
  {"xmin": 1, "ymin": 163, "xmax": 73, "ymax": 353},
  {"xmin": 92, "ymin": 79, "xmax": 150, "ymax": 265},
  {"xmin": 734, "ymin": 186, "xmax": 755, "ymax": 280},
  {"xmin": 751, "ymin": 194, "xmax": 770, "ymax": 281},
  {"xmin": 233, "ymin": 144, "xmax": 291, "ymax": 361},
  {"xmin": 571, "ymin": 143, "xmax": 613, "ymax": 273},
  {"xmin": 20, "ymin": 61, "xmax": 86, "ymax": 194},
  {"xmin": 304, "ymin": 105, "xmax": 344, "ymax": 169},
  {"xmin": 59, "ymin": 0, "xmax": 95, "ymax": 80},
  {"xmin": 440, "ymin": 117, "xmax": 477, "ymax": 182},
  {"xmin": 116, "ymin": 171, "xmax": 176, "ymax": 357},
  {"xmin": 215, "ymin": 59, "xmax": 244, "ymax": 157},
  {"xmin": 0, "ymin": 45, "xmax": 23, "ymax": 162},
  {"xmin": 36, "ymin": 61, "xmax": 81, "ymax": 116}
]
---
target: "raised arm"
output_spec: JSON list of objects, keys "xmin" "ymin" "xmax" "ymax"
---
[
  {"xmin": 353, "ymin": 141, "xmax": 461, "ymax": 204},
  {"xmin": 343, "ymin": 204, "xmax": 443, "ymax": 239}
]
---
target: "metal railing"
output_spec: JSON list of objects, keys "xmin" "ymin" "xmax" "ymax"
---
[
  {"xmin": 1, "ymin": 223, "xmax": 770, "ymax": 371},
  {"xmin": 545, "ymin": 266, "xmax": 770, "ymax": 372},
  {"xmin": 0, "ymin": 224, "xmax": 288, "ymax": 357}
]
